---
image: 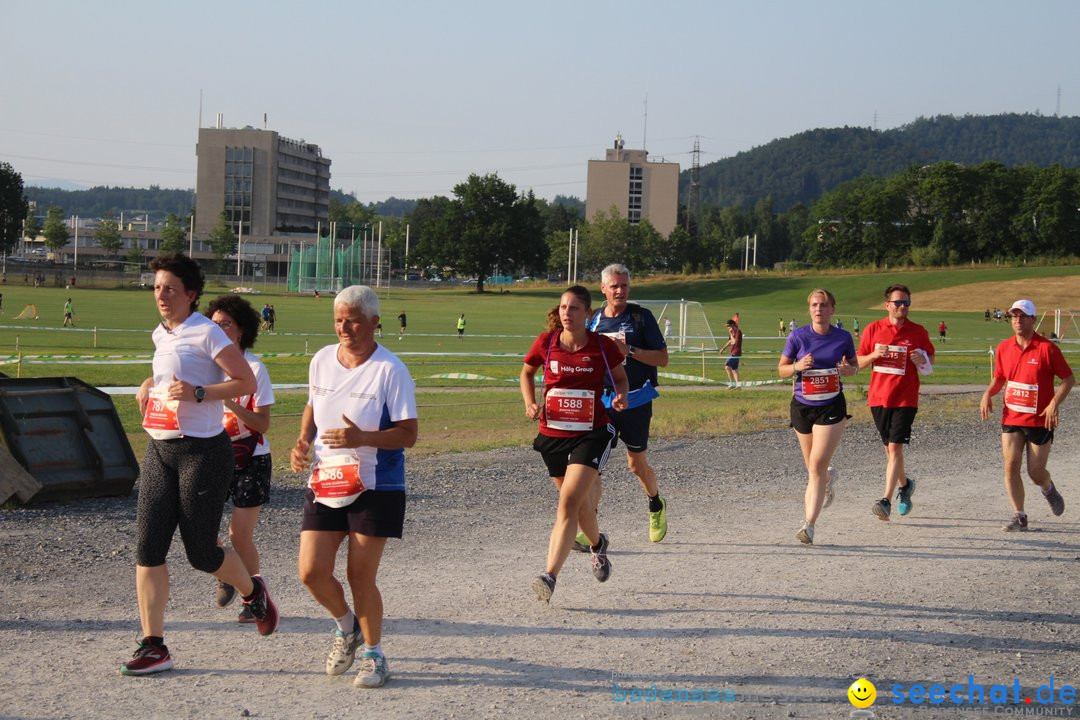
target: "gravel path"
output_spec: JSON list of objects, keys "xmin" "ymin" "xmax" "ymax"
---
[{"xmin": 3, "ymin": 401, "xmax": 1080, "ymax": 720}]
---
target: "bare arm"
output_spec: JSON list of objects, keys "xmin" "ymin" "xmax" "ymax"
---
[
  {"xmin": 980, "ymin": 377, "xmax": 1006, "ymax": 421},
  {"xmin": 520, "ymin": 363, "xmax": 541, "ymax": 420},
  {"xmin": 319, "ymin": 416, "xmax": 418, "ymax": 450}
]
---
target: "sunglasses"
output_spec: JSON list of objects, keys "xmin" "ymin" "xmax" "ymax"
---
[
  {"xmin": 215, "ymin": 319, "xmax": 234, "ymax": 330},
  {"xmin": 889, "ymin": 299, "xmax": 911, "ymax": 307}
]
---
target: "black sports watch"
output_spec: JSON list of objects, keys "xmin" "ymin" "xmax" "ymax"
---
[
  {"xmin": 194, "ymin": 386, "xmax": 206, "ymax": 403},
  {"xmin": 627, "ymin": 346, "xmax": 637, "ymax": 357}
]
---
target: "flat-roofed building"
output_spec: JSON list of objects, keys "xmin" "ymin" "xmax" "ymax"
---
[
  {"xmin": 195, "ymin": 125, "xmax": 331, "ymax": 237},
  {"xmin": 586, "ymin": 133, "xmax": 679, "ymax": 238}
]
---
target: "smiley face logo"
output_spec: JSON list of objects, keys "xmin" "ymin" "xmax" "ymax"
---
[{"xmin": 848, "ymin": 678, "xmax": 876, "ymax": 708}]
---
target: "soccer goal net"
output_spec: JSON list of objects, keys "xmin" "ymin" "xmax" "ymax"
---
[
  {"xmin": 295, "ymin": 276, "xmax": 344, "ymax": 295},
  {"xmin": 1041, "ymin": 309, "xmax": 1080, "ymax": 341},
  {"xmin": 629, "ymin": 300, "xmax": 718, "ymax": 352}
]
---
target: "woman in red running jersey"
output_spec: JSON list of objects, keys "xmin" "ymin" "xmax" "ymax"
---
[{"xmin": 521, "ymin": 286, "xmax": 628, "ymax": 603}]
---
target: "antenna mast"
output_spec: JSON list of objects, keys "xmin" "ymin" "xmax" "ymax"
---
[
  {"xmin": 642, "ymin": 94, "xmax": 648, "ymax": 156},
  {"xmin": 686, "ymin": 136, "xmax": 701, "ymax": 236}
]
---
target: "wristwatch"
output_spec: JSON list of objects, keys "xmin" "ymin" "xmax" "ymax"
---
[
  {"xmin": 627, "ymin": 346, "xmax": 637, "ymax": 357},
  {"xmin": 194, "ymin": 386, "xmax": 206, "ymax": 403}
]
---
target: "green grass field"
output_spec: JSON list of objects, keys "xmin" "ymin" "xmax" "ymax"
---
[{"xmin": 1, "ymin": 264, "xmax": 1076, "ymax": 459}]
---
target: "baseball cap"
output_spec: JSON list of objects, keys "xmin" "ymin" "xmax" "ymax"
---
[{"xmin": 1008, "ymin": 299, "xmax": 1036, "ymax": 317}]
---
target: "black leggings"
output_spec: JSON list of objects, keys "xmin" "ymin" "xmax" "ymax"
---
[{"xmin": 135, "ymin": 432, "xmax": 233, "ymax": 572}]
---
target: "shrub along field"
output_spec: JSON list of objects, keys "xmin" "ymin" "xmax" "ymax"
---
[{"xmin": 0, "ymin": 264, "xmax": 1075, "ymax": 462}]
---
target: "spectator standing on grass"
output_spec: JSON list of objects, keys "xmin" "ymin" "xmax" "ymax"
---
[
  {"xmin": 125, "ymin": 253, "xmax": 275, "ymax": 677},
  {"xmin": 856, "ymin": 284, "xmax": 934, "ymax": 524},
  {"xmin": 778, "ymin": 288, "xmax": 858, "ymax": 546},
  {"xmin": 585, "ymin": 264, "xmax": 670, "ymax": 545},
  {"xmin": 980, "ymin": 299, "xmax": 1074, "ymax": 532},
  {"xmin": 290, "ymin": 285, "xmax": 417, "ymax": 688},
  {"xmin": 779, "ymin": 317, "xmax": 786, "ymax": 337},
  {"xmin": 205, "ymin": 294, "xmax": 276, "ymax": 625},
  {"xmin": 397, "ymin": 311, "xmax": 407, "ymax": 340},
  {"xmin": 721, "ymin": 319, "xmax": 743, "ymax": 389},
  {"xmin": 63, "ymin": 298, "xmax": 75, "ymax": 327},
  {"xmin": 457, "ymin": 313, "xmax": 466, "ymax": 340},
  {"xmin": 938, "ymin": 320, "xmax": 948, "ymax": 342}
]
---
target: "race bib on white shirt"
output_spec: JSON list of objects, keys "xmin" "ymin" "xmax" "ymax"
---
[
  {"xmin": 309, "ymin": 453, "xmax": 369, "ymax": 508},
  {"xmin": 872, "ymin": 344, "xmax": 908, "ymax": 376},
  {"xmin": 1004, "ymin": 381, "xmax": 1038, "ymax": 414},
  {"xmin": 544, "ymin": 387, "xmax": 595, "ymax": 431},
  {"xmin": 800, "ymin": 368, "xmax": 840, "ymax": 401},
  {"xmin": 142, "ymin": 387, "xmax": 181, "ymax": 440}
]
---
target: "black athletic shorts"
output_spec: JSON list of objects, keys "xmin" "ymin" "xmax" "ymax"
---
[
  {"xmin": 609, "ymin": 402, "xmax": 652, "ymax": 453},
  {"xmin": 1002, "ymin": 425, "xmax": 1054, "ymax": 446},
  {"xmin": 871, "ymin": 406, "xmax": 918, "ymax": 445},
  {"xmin": 301, "ymin": 489, "xmax": 407, "ymax": 538},
  {"xmin": 229, "ymin": 454, "xmax": 272, "ymax": 508},
  {"xmin": 790, "ymin": 394, "xmax": 850, "ymax": 434},
  {"xmin": 533, "ymin": 424, "xmax": 616, "ymax": 478}
]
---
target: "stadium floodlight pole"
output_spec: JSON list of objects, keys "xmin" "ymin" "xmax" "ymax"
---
[
  {"xmin": 405, "ymin": 223, "xmax": 410, "ymax": 269},
  {"xmin": 573, "ymin": 228, "xmax": 579, "ymax": 283},
  {"xmin": 376, "ymin": 221, "xmax": 383, "ymax": 288},
  {"xmin": 567, "ymin": 228, "xmax": 572, "ymax": 283},
  {"xmin": 188, "ymin": 214, "xmax": 194, "ymax": 257},
  {"xmin": 73, "ymin": 215, "xmax": 79, "ymax": 270},
  {"xmin": 236, "ymin": 220, "xmax": 243, "ymax": 277}
]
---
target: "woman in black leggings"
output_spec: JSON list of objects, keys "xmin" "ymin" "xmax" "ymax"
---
[{"xmin": 123, "ymin": 253, "xmax": 278, "ymax": 676}]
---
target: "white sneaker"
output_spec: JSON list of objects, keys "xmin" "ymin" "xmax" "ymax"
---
[
  {"xmin": 822, "ymin": 466, "xmax": 838, "ymax": 509},
  {"xmin": 354, "ymin": 650, "xmax": 390, "ymax": 688},
  {"xmin": 326, "ymin": 624, "xmax": 362, "ymax": 676},
  {"xmin": 796, "ymin": 522, "xmax": 815, "ymax": 545}
]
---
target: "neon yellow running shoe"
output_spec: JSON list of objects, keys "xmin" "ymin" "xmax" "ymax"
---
[
  {"xmin": 572, "ymin": 531, "xmax": 590, "ymax": 553},
  {"xmin": 649, "ymin": 496, "xmax": 668, "ymax": 542}
]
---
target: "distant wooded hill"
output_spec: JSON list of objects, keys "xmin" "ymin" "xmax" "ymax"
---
[
  {"xmin": 24, "ymin": 186, "xmax": 194, "ymax": 221},
  {"xmin": 687, "ymin": 113, "xmax": 1080, "ymax": 211}
]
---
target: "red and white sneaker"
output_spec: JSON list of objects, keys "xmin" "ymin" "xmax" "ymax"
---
[
  {"xmin": 119, "ymin": 640, "xmax": 174, "ymax": 676},
  {"xmin": 243, "ymin": 575, "xmax": 279, "ymax": 636}
]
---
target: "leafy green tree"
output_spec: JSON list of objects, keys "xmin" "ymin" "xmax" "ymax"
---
[
  {"xmin": 126, "ymin": 243, "xmax": 145, "ymax": 269},
  {"xmin": 42, "ymin": 206, "xmax": 70, "ymax": 253},
  {"xmin": 95, "ymin": 210, "xmax": 122, "ymax": 258},
  {"xmin": 0, "ymin": 162, "xmax": 28, "ymax": 255},
  {"xmin": 206, "ymin": 211, "xmax": 237, "ymax": 273},
  {"xmin": 159, "ymin": 212, "xmax": 186, "ymax": 254},
  {"xmin": 412, "ymin": 174, "xmax": 546, "ymax": 292},
  {"xmin": 24, "ymin": 207, "xmax": 41, "ymax": 242}
]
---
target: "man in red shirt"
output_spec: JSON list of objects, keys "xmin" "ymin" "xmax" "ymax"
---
[
  {"xmin": 980, "ymin": 299, "xmax": 1075, "ymax": 531},
  {"xmin": 857, "ymin": 284, "xmax": 934, "ymax": 521}
]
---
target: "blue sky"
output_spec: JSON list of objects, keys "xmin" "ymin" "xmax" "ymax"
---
[{"xmin": 2, "ymin": 0, "xmax": 1078, "ymax": 203}]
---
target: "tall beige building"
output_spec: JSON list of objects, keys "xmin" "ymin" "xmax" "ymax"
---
[
  {"xmin": 195, "ymin": 125, "xmax": 331, "ymax": 237},
  {"xmin": 586, "ymin": 134, "xmax": 680, "ymax": 238}
]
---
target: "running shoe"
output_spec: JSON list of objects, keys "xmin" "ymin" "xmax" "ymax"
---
[
  {"xmin": 354, "ymin": 650, "xmax": 390, "ymax": 688},
  {"xmin": 897, "ymin": 477, "xmax": 916, "ymax": 516},
  {"xmin": 215, "ymin": 581, "xmax": 236, "ymax": 608},
  {"xmin": 238, "ymin": 605, "xmax": 256, "ymax": 624},
  {"xmin": 822, "ymin": 466, "xmax": 838, "ymax": 510},
  {"xmin": 795, "ymin": 522, "xmax": 814, "ymax": 545},
  {"xmin": 119, "ymin": 640, "xmax": 174, "ymax": 676},
  {"xmin": 326, "ymin": 621, "xmax": 362, "ymax": 676},
  {"xmin": 1003, "ymin": 512, "xmax": 1029, "ymax": 532},
  {"xmin": 532, "ymin": 573, "xmax": 556, "ymax": 602},
  {"xmin": 591, "ymin": 549, "xmax": 612, "ymax": 582},
  {"xmin": 1044, "ymin": 484, "xmax": 1065, "ymax": 516},
  {"xmin": 242, "ymin": 576, "xmax": 279, "ymax": 636},
  {"xmin": 649, "ymin": 497, "xmax": 668, "ymax": 542},
  {"xmin": 872, "ymin": 499, "xmax": 891, "ymax": 522},
  {"xmin": 572, "ymin": 531, "xmax": 591, "ymax": 553}
]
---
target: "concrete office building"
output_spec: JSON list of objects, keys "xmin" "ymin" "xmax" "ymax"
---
[
  {"xmin": 195, "ymin": 124, "xmax": 331, "ymax": 238},
  {"xmin": 586, "ymin": 133, "xmax": 680, "ymax": 238}
]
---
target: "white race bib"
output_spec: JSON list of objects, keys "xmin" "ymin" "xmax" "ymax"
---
[
  {"xmin": 800, "ymin": 368, "xmax": 840, "ymax": 401},
  {"xmin": 872, "ymin": 344, "xmax": 908, "ymax": 376},
  {"xmin": 309, "ymin": 453, "xmax": 368, "ymax": 508},
  {"xmin": 1004, "ymin": 381, "xmax": 1038, "ymax": 415},
  {"xmin": 544, "ymin": 387, "xmax": 595, "ymax": 432},
  {"xmin": 142, "ymin": 387, "xmax": 181, "ymax": 440}
]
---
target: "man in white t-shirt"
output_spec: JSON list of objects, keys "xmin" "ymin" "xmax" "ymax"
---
[{"xmin": 291, "ymin": 285, "xmax": 418, "ymax": 689}]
